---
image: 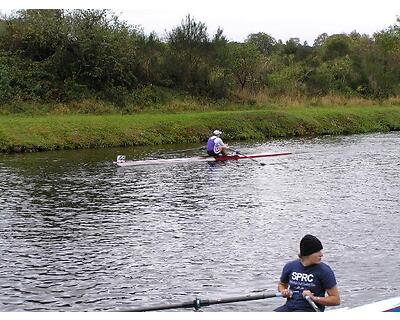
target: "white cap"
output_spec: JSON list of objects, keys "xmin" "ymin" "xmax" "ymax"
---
[{"xmin": 213, "ymin": 130, "xmax": 222, "ymax": 136}]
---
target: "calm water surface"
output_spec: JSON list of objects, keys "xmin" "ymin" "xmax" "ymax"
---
[{"xmin": 0, "ymin": 132, "xmax": 399, "ymax": 311}]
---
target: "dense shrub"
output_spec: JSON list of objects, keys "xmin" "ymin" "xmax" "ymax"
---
[{"xmin": 0, "ymin": 10, "xmax": 399, "ymax": 111}]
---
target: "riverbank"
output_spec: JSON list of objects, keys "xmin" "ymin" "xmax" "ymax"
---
[{"xmin": 1, "ymin": 105, "xmax": 400, "ymax": 153}]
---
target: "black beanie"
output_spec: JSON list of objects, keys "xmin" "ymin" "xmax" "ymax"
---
[{"xmin": 300, "ymin": 234, "xmax": 323, "ymax": 256}]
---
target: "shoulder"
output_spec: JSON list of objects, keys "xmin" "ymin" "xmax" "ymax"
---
[
  {"xmin": 283, "ymin": 259, "xmax": 301, "ymax": 270},
  {"xmin": 318, "ymin": 262, "xmax": 335, "ymax": 273},
  {"xmin": 315, "ymin": 262, "xmax": 336, "ymax": 280},
  {"xmin": 317, "ymin": 262, "xmax": 337, "ymax": 288}
]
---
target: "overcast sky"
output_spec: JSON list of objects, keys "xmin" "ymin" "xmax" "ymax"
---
[{"xmin": 2, "ymin": 0, "xmax": 399, "ymax": 44}]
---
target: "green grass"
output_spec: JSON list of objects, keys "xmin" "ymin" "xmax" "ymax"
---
[{"xmin": 1, "ymin": 105, "xmax": 400, "ymax": 153}]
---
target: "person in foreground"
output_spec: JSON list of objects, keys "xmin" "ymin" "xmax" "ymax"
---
[
  {"xmin": 207, "ymin": 130, "xmax": 229, "ymax": 156},
  {"xmin": 274, "ymin": 234, "xmax": 340, "ymax": 312}
]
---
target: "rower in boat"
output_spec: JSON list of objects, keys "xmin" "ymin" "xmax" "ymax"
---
[
  {"xmin": 207, "ymin": 130, "xmax": 229, "ymax": 156},
  {"xmin": 274, "ymin": 234, "xmax": 341, "ymax": 312}
]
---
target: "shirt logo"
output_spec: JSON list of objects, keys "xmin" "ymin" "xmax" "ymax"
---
[{"xmin": 291, "ymin": 272, "xmax": 314, "ymax": 282}]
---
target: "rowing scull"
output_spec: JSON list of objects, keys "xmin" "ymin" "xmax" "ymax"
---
[
  {"xmin": 114, "ymin": 152, "xmax": 292, "ymax": 167},
  {"xmin": 332, "ymin": 296, "xmax": 400, "ymax": 312}
]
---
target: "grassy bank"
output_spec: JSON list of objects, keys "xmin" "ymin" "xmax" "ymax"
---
[{"xmin": 1, "ymin": 105, "xmax": 400, "ymax": 153}]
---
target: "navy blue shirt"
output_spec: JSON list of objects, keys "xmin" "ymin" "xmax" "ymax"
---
[{"xmin": 279, "ymin": 259, "xmax": 337, "ymax": 311}]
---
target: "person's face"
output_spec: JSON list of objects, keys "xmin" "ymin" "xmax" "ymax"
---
[{"xmin": 309, "ymin": 250, "xmax": 323, "ymax": 264}]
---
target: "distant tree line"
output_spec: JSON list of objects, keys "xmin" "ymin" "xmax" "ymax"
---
[{"xmin": 0, "ymin": 9, "xmax": 399, "ymax": 107}]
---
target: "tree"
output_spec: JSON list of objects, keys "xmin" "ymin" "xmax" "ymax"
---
[
  {"xmin": 245, "ymin": 32, "xmax": 276, "ymax": 55},
  {"xmin": 320, "ymin": 34, "xmax": 351, "ymax": 61},
  {"xmin": 228, "ymin": 42, "xmax": 262, "ymax": 90},
  {"xmin": 0, "ymin": 9, "xmax": 146, "ymax": 103},
  {"xmin": 313, "ymin": 33, "xmax": 328, "ymax": 47},
  {"xmin": 370, "ymin": 18, "xmax": 400, "ymax": 97},
  {"xmin": 165, "ymin": 14, "xmax": 211, "ymax": 93},
  {"xmin": 0, "ymin": 9, "xmax": 65, "ymax": 61}
]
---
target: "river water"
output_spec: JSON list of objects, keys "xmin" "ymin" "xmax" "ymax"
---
[{"xmin": 0, "ymin": 132, "xmax": 399, "ymax": 312}]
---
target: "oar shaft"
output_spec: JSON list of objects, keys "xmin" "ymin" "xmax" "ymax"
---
[
  {"xmin": 231, "ymin": 149, "xmax": 267, "ymax": 166},
  {"xmin": 202, "ymin": 292, "xmax": 281, "ymax": 306},
  {"xmin": 305, "ymin": 296, "xmax": 321, "ymax": 312},
  {"xmin": 122, "ymin": 292, "xmax": 282, "ymax": 312},
  {"xmin": 126, "ymin": 300, "xmax": 195, "ymax": 312}
]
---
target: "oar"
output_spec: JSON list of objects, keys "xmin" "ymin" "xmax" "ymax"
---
[
  {"xmin": 231, "ymin": 149, "xmax": 267, "ymax": 166},
  {"xmin": 119, "ymin": 291, "xmax": 282, "ymax": 312},
  {"xmin": 305, "ymin": 295, "xmax": 321, "ymax": 312}
]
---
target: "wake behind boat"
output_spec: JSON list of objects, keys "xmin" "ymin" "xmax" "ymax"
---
[{"xmin": 113, "ymin": 152, "xmax": 292, "ymax": 167}]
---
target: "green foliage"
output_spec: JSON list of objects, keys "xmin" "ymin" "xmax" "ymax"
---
[
  {"xmin": 128, "ymin": 85, "xmax": 172, "ymax": 107},
  {"xmin": 370, "ymin": 20, "xmax": 400, "ymax": 98},
  {"xmin": 266, "ymin": 61, "xmax": 308, "ymax": 95},
  {"xmin": 0, "ymin": 54, "xmax": 13, "ymax": 104},
  {"xmin": 308, "ymin": 56, "xmax": 354, "ymax": 95},
  {"xmin": 0, "ymin": 10, "xmax": 399, "ymax": 109},
  {"xmin": 0, "ymin": 9, "xmax": 146, "ymax": 105},
  {"xmin": 227, "ymin": 42, "xmax": 263, "ymax": 90},
  {"xmin": 163, "ymin": 15, "xmax": 235, "ymax": 98},
  {"xmin": 320, "ymin": 34, "xmax": 351, "ymax": 60},
  {"xmin": 165, "ymin": 15, "xmax": 209, "ymax": 90},
  {"xmin": 246, "ymin": 32, "xmax": 277, "ymax": 55}
]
